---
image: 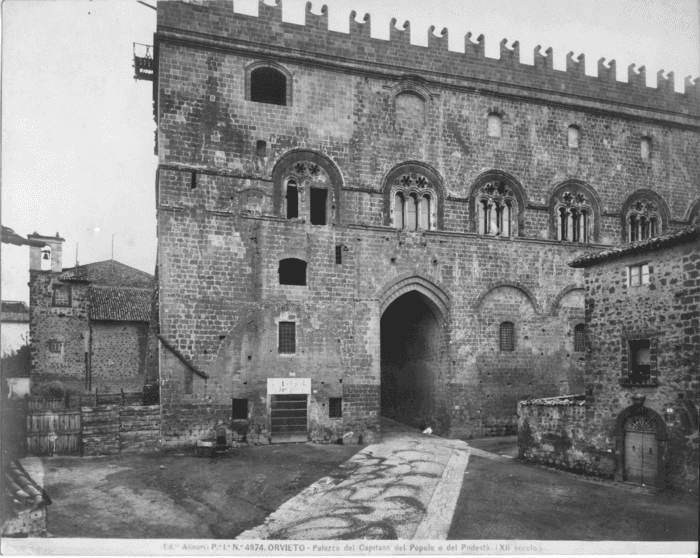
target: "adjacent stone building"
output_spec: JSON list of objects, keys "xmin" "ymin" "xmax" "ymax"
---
[
  {"xmin": 28, "ymin": 234, "xmax": 155, "ymax": 393},
  {"xmin": 151, "ymin": 0, "xmax": 700, "ymax": 447},
  {"xmin": 520, "ymin": 226, "xmax": 699, "ymax": 493}
]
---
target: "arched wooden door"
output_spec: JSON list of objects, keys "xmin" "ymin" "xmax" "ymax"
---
[{"xmin": 624, "ymin": 415, "xmax": 659, "ymax": 485}]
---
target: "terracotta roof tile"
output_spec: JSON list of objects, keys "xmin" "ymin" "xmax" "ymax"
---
[
  {"xmin": 61, "ymin": 260, "xmax": 154, "ymax": 289},
  {"xmin": 569, "ymin": 225, "xmax": 700, "ymax": 268},
  {"xmin": 90, "ymin": 287, "xmax": 152, "ymax": 322}
]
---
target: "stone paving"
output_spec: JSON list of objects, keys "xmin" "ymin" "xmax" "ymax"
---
[{"xmin": 237, "ymin": 418, "xmax": 499, "ymax": 540}]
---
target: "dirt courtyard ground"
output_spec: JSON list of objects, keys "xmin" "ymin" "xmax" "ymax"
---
[{"xmin": 42, "ymin": 443, "xmax": 361, "ymax": 539}]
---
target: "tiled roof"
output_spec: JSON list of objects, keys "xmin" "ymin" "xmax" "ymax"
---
[
  {"xmin": 569, "ymin": 225, "xmax": 700, "ymax": 268},
  {"xmin": 61, "ymin": 260, "xmax": 154, "ymax": 289},
  {"xmin": 3, "ymin": 460, "xmax": 51, "ymax": 514},
  {"xmin": 90, "ymin": 287, "xmax": 152, "ymax": 322},
  {"xmin": 1, "ymin": 301, "xmax": 29, "ymax": 322}
]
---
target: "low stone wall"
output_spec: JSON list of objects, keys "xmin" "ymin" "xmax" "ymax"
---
[
  {"xmin": 81, "ymin": 405, "xmax": 160, "ymax": 456},
  {"xmin": 120, "ymin": 405, "xmax": 160, "ymax": 453},
  {"xmin": 81, "ymin": 406, "xmax": 120, "ymax": 456},
  {"xmin": 518, "ymin": 395, "xmax": 616, "ymax": 479}
]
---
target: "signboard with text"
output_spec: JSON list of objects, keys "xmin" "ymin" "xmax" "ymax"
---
[{"xmin": 267, "ymin": 378, "xmax": 311, "ymax": 395}]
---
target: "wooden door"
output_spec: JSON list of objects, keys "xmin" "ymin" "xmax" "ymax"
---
[
  {"xmin": 26, "ymin": 411, "xmax": 82, "ymax": 455},
  {"xmin": 624, "ymin": 416, "xmax": 658, "ymax": 485},
  {"xmin": 270, "ymin": 394, "xmax": 308, "ymax": 443}
]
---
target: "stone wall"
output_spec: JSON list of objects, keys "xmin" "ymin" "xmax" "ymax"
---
[
  {"xmin": 91, "ymin": 322, "xmax": 149, "ymax": 391},
  {"xmin": 81, "ymin": 404, "xmax": 160, "ymax": 456},
  {"xmin": 29, "ymin": 271, "xmax": 90, "ymax": 387},
  {"xmin": 153, "ymin": 1, "xmax": 700, "ymax": 448},
  {"xmin": 580, "ymin": 241, "xmax": 700, "ymax": 493},
  {"xmin": 520, "ymin": 237, "xmax": 700, "ymax": 495},
  {"xmin": 518, "ymin": 395, "xmax": 616, "ymax": 478}
]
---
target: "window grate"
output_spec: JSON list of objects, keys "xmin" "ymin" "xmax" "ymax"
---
[
  {"xmin": 574, "ymin": 324, "xmax": 586, "ymax": 352},
  {"xmin": 499, "ymin": 322, "xmax": 515, "ymax": 351},
  {"xmin": 329, "ymin": 397, "xmax": 342, "ymax": 418},
  {"xmin": 335, "ymin": 245, "xmax": 342, "ymax": 265},
  {"xmin": 279, "ymin": 322, "xmax": 296, "ymax": 354}
]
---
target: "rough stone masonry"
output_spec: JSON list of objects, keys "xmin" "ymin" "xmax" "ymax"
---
[{"xmin": 151, "ymin": 0, "xmax": 700, "ymax": 448}]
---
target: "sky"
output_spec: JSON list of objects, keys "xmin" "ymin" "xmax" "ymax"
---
[{"xmin": 2, "ymin": 0, "xmax": 699, "ymax": 304}]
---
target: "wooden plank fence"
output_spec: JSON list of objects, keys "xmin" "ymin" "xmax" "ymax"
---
[{"xmin": 26, "ymin": 410, "xmax": 82, "ymax": 456}]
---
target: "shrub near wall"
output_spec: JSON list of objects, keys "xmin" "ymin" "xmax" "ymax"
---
[{"xmin": 518, "ymin": 395, "xmax": 616, "ymax": 478}]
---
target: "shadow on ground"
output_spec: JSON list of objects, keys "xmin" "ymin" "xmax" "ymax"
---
[
  {"xmin": 449, "ymin": 449, "xmax": 699, "ymax": 541},
  {"xmin": 43, "ymin": 443, "xmax": 361, "ymax": 538}
]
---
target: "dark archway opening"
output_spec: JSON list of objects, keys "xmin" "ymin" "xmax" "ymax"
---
[{"xmin": 380, "ymin": 291, "xmax": 441, "ymax": 430}]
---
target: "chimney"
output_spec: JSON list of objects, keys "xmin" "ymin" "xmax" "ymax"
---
[{"xmin": 28, "ymin": 232, "xmax": 65, "ymax": 273}]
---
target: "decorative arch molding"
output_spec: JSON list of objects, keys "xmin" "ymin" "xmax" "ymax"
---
[
  {"xmin": 390, "ymin": 78, "xmax": 435, "ymax": 102},
  {"xmin": 271, "ymin": 149, "xmax": 345, "ymax": 221},
  {"xmin": 468, "ymin": 170, "xmax": 527, "ymax": 236},
  {"xmin": 620, "ymin": 189, "xmax": 671, "ymax": 242},
  {"xmin": 683, "ymin": 196, "xmax": 700, "ymax": 225},
  {"xmin": 376, "ymin": 273, "xmax": 451, "ymax": 320},
  {"xmin": 548, "ymin": 179, "xmax": 602, "ymax": 243},
  {"xmin": 244, "ymin": 60, "xmax": 293, "ymax": 105},
  {"xmin": 550, "ymin": 284, "xmax": 585, "ymax": 316},
  {"xmin": 382, "ymin": 161, "xmax": 446, "ymax": 230},
  {"xmin": 239, "ymin": 186, "xmax": 268, "ymax": 197},
  {"xmin": 613, "ymin": 403, "xmax": 667, "ymax": 441},
  {"xmin": 472, "ymin": 280, "xmax": 541, "ymax": 314}
]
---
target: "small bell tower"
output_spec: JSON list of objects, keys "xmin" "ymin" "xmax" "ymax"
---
[{"xmin": 28, "ymin": 232, "xmax": 64, "ymax": 273}]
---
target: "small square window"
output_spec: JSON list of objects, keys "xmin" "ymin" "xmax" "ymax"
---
[
  {"xmin": 52, "ymin": 285, "xmax": 71, "ymax": 307},
  {"xmin": 329, "ymin": 397, "xmax": 342, "ymax": 418},
  {"xmin": 628, "ymin": 264, "xmax": 649, "ymax": 287},
  {"xmin": 278, "ymin": 322, "xmax": 296, "ymax": 354},
  {"xmin": 48, "ymin": 341, "xmax": 62, "ymax": 353},
  {"xmin": 232, "ymin": 398, "xmax": 248, "ymax": 420}
]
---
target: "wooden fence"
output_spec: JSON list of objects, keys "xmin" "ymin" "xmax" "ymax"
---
[{"xmin": 25, "ymin": 410, "xmax": 82, "ymax": 456}]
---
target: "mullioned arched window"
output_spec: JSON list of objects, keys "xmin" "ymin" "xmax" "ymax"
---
[
  {"xmin": 554, "ymin": 191, "xmax": 593, "ymax": 243},
  {"xmin": 391, "ymin": 172, "xmax": 437, "ymax": 231},
  {"xmin": 476, "ymin": 180, "xmax": 517, "ymax": 237},
  {"xmin": 626, "ymin": 200, "xmax": 662, "ymax": 242}
]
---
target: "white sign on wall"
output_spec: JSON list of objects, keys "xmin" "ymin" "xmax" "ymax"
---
[{"xmin": 267, "ymin": 378, "xmax": 311, "ymax": 395}]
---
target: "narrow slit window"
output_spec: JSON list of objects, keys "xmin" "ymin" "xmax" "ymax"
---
[
  {"xmin": 407, "ymin": 194, "xmax": 418, "ymax": 231},
  {"xmin": 574, "ymin": 324, "xmax": 586, "ymax": 353},
  {"xmin": 394, "ymin": 192, "xmax": 405, "ymax": 229},
  {"xmin": 335, "ymin": 245, "xmax": 342, "ymax": 265},
  {"xmin": 499, "ymin": 322, "xmax": 515, "ymax": 352},
  {"xmin": 232, "ymin": 398, "xmax": 248, "ymax": 420},
  {"xmin": 640, "ymin": 137, "xmax": 651, "ymax": 161},
  {"xmin": 310, "ymin": 188, "xmax": 327, "ymax": 225},
  {"xmin": 567, "ymin": 126, "xmax": 580, "ymax": 148},
  {"xmin": 419, "ymin": 195, "xmax": 430, "ymax": 230},
  {"xmin": 329, "ymin": 397, "xmax": 342, "ymax": 418},
  {"xmin": 256, "ymin": 140, "xmax": 267, "ymax": 157},
  {"xmin": 278, "ymin": 322, "xmax": 296, "ymax": 354},
  {"xmin": 286, "ymin": 179, "xmax": 298, "ymax": 219},
  {"xmin": 278, "ymin": 258, "xmax": 307, "ymax": 286}
]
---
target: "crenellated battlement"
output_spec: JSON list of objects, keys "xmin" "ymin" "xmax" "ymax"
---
[{"xmin": 157, "ymin": 0, "xmax": 700, "ymax": 119}]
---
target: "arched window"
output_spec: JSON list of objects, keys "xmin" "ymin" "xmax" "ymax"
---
[
  {"xmin": 574, "ymin": 324, "xmax": 586, "ymax": 353},
  {"xmin": 250, "ymin": 67, "xmax": 287, "ymax": 106},
  {"xmin": 476, "ymin": 180, "xmax": 517, "ymax": 237},
  {"xmin": 567, "ymin": 126, "xmax": 581, "ymax": 148},
  {"xmin": 626, "ymin": 200, "xmax": 662, "ymax": 242},
  {"xmin": 500, "ymin": 322, "xmax": 515, "ymax": 351},
  {"xmin": 278, "ymin": 258, "xmax": 307, "ymax": 286},
  {"xmin": 391, "ymin": 171, "xmax": 437, "ymax": 231},
  {"xmin": 555, "ymin": 191, "xmax": 592, "ymax": 243},
  {"xmin": 487, "ymin": 113, "xmax": 502, "ymax": 138},
  {"xmin": 395, "ymin": 92, "xmax": 426, "ymax": 129},
  {"xmin": 640, "ymin": 137, "xmax": 651, "ymax": 161}
]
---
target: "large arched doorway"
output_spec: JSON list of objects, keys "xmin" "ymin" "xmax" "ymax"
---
[{"xmin": 380, "ymin": 290, "xmax": 442, "ymax": 430}]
